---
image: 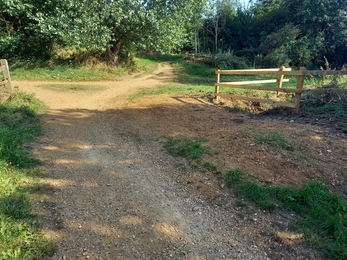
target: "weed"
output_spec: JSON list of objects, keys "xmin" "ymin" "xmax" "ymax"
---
[
  {"xmin": 225, "ymin": 168, "xmax": 243, "ymax": 186},
  {"xmin": 203, "ymin": 162, "xmax": 218, "ymax": 172},
  {"xmin": 164, "ymin": 137, "xmax": 207, "ymax": 161},
  {"xmin": 255, "ymin": 131, "xmax": 295, "ymax": 151}
]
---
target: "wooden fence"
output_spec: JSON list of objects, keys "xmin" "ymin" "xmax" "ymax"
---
[
  {"xmin": 0, "ymin": 59, "xmax": 13, "ymax": 102},
  {"xmin": 215, "ymin": 67, "xmax": 347, "ymax": 113}
]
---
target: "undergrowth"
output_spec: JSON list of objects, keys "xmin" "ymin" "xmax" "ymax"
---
[{"xmin": 0, "ymin": 91, "xmax": 54, "ymax": 259}]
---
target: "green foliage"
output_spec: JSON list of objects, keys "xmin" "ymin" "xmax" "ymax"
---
[
  {"xmin": 0, "ymin": 0, "xmax": 53, "ymax": 59},
  {"xmin": 0, "ymin": 90, "xmax": 54, "ymax": 259},
  {"xmin": 198, "ymin": 0, "xmax": 347, "ymax": 68},
  {"xmin": 217, "ymin": 55, "xmax": 249, "ymax": 69},
  {"xmin": 255, "ymin": 132, "xmax": 295, "ymax": 151},
  {"xmin": 2, "ymin": 0, "xmax": 347, "ymax": 69}
]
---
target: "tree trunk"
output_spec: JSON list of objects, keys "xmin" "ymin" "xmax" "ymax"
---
[
  {"xmin": 194, "ymin": 28, "xmax": 199, "ymax": 55},
  {"xmin": 214, "ymin": 16, "xmax": 219, "ymax": 53},
  {"xmin": 107, "ymin": 40, "xmax": 123, "ymax": 64}
]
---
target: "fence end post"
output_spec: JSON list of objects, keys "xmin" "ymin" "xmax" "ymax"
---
[
  {"xmin": 292, "ymin": 66, "xmax": 306, "ymax": 113},
  {"xmin": 0, "ymin": 59, "xmax": 13, "ymax": 97},
  {"xmin": 215, "ymin": 69, "xmax": 220, "ymax": 102},
  {"xmin": 277, "ymin": 66, "xmax": 285, "ymax": 96}
]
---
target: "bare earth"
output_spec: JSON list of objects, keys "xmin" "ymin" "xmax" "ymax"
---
[{"xmin": 14, "ymin": 63, "xmax": 347, "ymax": 259}]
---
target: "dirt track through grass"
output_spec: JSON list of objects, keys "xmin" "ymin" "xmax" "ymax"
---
[{"xmin": 13, "ymin": 63, "xmax": 326, "ymax": 259}]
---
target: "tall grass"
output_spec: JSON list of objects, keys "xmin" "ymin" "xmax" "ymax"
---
[{"xmin": 0, "ymin": 91, "xmax": 54, "ymax": 259}]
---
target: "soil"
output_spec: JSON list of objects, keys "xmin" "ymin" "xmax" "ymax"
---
[{"xmin": 14, "ymin": 62, "xmax": 347, "ymax": 260}]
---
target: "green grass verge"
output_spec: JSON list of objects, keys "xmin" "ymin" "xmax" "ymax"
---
[
  {"xmin": 11, "ymin": 66, "xmax": 125, "ymax": 81},
  {"xmin": 164, "ymin": 136, "xmax": 347, "ymax": 259},
  {"xmin": 225, "ymin": 168, "xmax": 347, "ymax": 259},
  {"xmin": 9, "ymin": 54, "xmax": 181, "ymax": 82},
  {"xmin": 0, "ymin": 91, "xmax": 54, "ymax": 259}
]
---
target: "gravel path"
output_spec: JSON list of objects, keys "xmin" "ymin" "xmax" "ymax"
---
[{"xmin": 14, "ymin": 64, "xmax": 320, "ymax": 260}]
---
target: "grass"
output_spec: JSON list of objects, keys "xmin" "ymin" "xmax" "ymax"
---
[
  {"xmin": 136, "ymin": 54, "xmax": 183, "ymax": 74},
  {"xmin": 128, "ymin": 59, "xmax": 300, "ymax": 104},
  {"xmin": 255, "ymin": 131, "xmax": 295, "ymax": 151},
  {"xmin": 164, "ymin": 137, "xmax": 208, "ymax": 161},
  {"xmin": 135, "ymin": 58, "xmax": 160, "ymax": 74},
  {"xmin": 11, "ymin": 65, "xmax": 125, "ymax": 81},
  {"xmin": 10, "ymin": 54, "xmax": 183, "ymax": 82},
  {"xmin": 128, "ymin": 85, "xmax": 214, "ymax": 102},
  {"xmin": 164, "ymin": 135, "xmax": 347, "ymax": 259},
  {"xmin": 224, "ymin": 168, "xmax": 347, "ymax": 259},
  {"xmin": 0, "ymin": 90, "xmax": 54, "ymax": 259},
  {"xmin": 36, "ymin": 83, "xmax": 107, "ymax": 92}
]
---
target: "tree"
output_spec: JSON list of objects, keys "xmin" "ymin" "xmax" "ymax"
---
[
  {"xmin": 0, "ymin": 0, "xmax": 54, "ymax": 59},
  {"xmin": 35, "ymin": 0, "xmax": 203, "ymax": 63},
  {"xmin": 203, "ymin": 0, "xmax": 238, "ymax": 53},
  {"xmin": 253, "ymin": 0, "xmax": 347, "ymax": 67}
]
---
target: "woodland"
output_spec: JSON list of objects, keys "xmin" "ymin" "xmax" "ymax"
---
[{"xmin": 1, "ymin": 0, "xmax": 347, "ymax": 69}]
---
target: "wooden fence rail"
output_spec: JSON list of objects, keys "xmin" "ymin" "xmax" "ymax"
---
[
  {"xmin": 0, "ymin": 59, "xmax": 13, "ymax": 102},
  {"xmin": 215, "ymin": 67, "xmax": 347, "ymax": 113}
]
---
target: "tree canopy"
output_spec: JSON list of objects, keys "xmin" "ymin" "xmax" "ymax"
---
[{"xmin": 1, "ymin": 0, "xmax": 346, "ymax": 68}]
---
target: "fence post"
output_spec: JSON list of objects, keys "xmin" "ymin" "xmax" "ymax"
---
[
  {"xmin": 277, "ymin": 66, "xmax": 285, "ymax": 96},
  {"xmin": 215, "ymin": 69, "xmax": 220, "ymax": 102},
  {"xmin": 0, "ymin": 59, "xmax": 13, "ymax": 96},
  {"xmin": 292, "ymin": 66, "xmax": 306, "ymax": 113}
]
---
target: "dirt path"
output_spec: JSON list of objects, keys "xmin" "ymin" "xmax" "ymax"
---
[{"xmin": 14, "ymin": 63, "xmax": 328, "ymax": 260}]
